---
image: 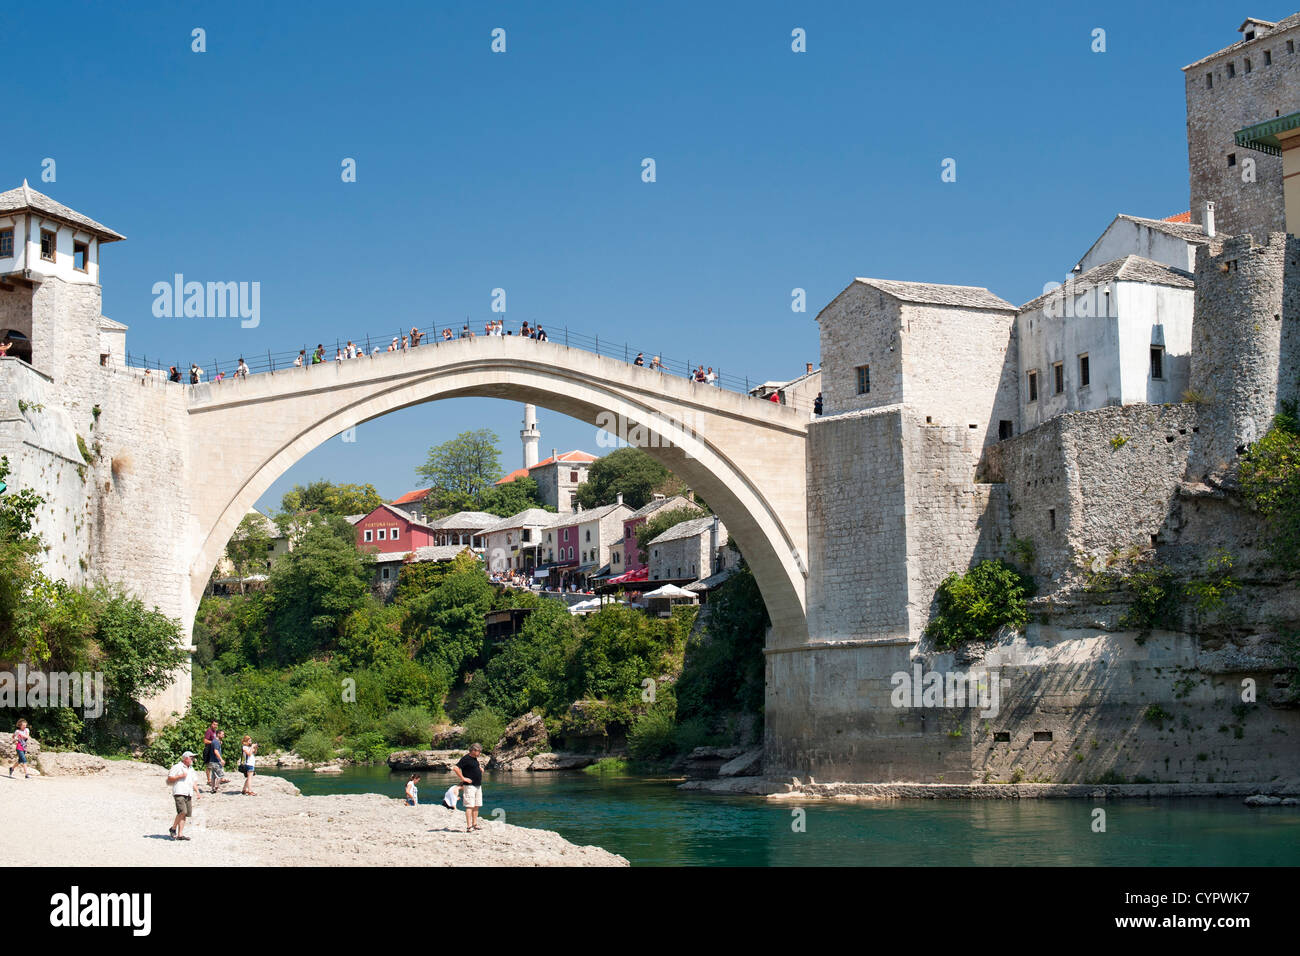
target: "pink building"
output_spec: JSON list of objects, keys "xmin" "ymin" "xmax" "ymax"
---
[
  {"xmin": 354, "ymin": 503, "xmax": 436, "ymax": 555},
  {"xmin": 619, "ymin": 494, "xmax": 696, "ymax": 574}
]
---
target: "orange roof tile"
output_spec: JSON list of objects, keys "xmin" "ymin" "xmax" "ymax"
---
[
  {"xmin": 391, "ymin": 488, "xmax": 431, "ymax": 505},
  {"xmin": 1163, "ymin": 211, "xmax": 1192, "ymax": 223}
]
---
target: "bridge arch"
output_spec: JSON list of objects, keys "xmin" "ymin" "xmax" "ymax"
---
[{"xmin": 184, "ymin": 337, "xmax": 810, "ymax": 647}]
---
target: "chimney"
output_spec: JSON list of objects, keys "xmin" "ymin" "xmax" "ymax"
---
[
  {"xmin": 805, "ymin": 362, "xmax": 813, "ymax": 375},
  {"xmin": 616, "ymin": 493, "xmax": 623, "ymax": 506},
  {"xmin": 1203, "ymin": 201, "xmax": 1216, "ymax": 238},
  {"xmin": 551, "ymin": 448, "xmax": 558, "ymax": 462},
  {"xmin": 652, "ymin": 492, "xmax": 665, "ymax": 501}
]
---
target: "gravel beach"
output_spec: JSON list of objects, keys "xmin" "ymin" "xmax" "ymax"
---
[{"xmin": 2, "ymin": 757, "xmax": 627, "ymax": 867}]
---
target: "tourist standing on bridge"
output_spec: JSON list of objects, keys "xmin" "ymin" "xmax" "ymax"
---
[
  {"xmin": 169, "ymin": 366, "xmax": 181, "ymax": 383},
  {"xmin": 294, "ymin": 350, "xmax": 304, "ymax": 368},
  {"xmin": 706, "ymin": 367, "xmax": 717, "ymax": 386},
  {"xmin": 236, "ymin": 357, "xmax": 249, "ymax": 379},
  {"xmin": 634, "ymin": 352, "xmax": 645, "ymax": 367},
  {"xmin": 442, "ymin": 328, "xmax": 453, "ymax": 342},
  {"xmin": 410, "ymin": 327, "xmax": 423, "ymax": 347},
  {"xmin": 536, "ymin": 325, "xmax": 548, "ymax": 341},
  {"xmin": 313, "ymin": 345, "xmax": 325, "ymax": 364},
  {"xmin": 189, "ymin": 364, "xmax": 200, "ymax": 385}
]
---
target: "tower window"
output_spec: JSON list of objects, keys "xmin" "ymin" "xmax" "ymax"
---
[
  {"xmin": 1228, "ymin": 153, "xmax": 1236, "ymax": 166},
  {"xmin": 40, "ymin": 229, "xmax": 56, "ymax": 262},
  {"xmin": 1150, "ymin": 346, "xmax": 1165, "ymax": 381},
  {"xmin": 1227, "ymin": 62, "xmax": 1236, "ymax": 78},
  {"xmin": 1078, "ymin": 353, "xmax": 1090, "ymax": 388},
  {"xmin": 1052, "ymin": 362, "xmax": 1064, "ymax": 395},
  {"xmin": 1265, "ymin": 50, "xmax": 1272, "ymax": 65},
  {"xmin": 1289, "ymin": 40, "xmax": 1295, "ymax": 54},
  {"xmin": 1049, "ymin": 508, "xmax": 1056, "ymax": 531},
  {"xmin": 1027, "ymin": 370, "xmax": 1039, "ymax": 403},
  {"xmin": 1244, "ymin": 58, "xmax": 1252, "ymax": 73},
  {"xmin": 855, "ymin": 364, "xmax": 871, "ymax": 395},
  {"xmin": 998, "ymin": 420, "xmax": 1014, "ymax": 441},
  {"xmin": 73, "ymin": 240, "xmax": 89, "ymax": 272},
  {"xmin": 0, "ymin": 228, "xmax": 12, "ymax": 258},
  {"xmin": 1205, "ymin": 72, "xmax": 1213, "ymax": 89}
]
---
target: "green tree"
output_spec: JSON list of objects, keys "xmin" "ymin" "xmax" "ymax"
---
[
  {"xmin": 225, "ymin": 512, "xmax": 273, "ymax": 577},
  {"xmin": 477, "ymin": 475, "xmax": 550, "ymax": 517},
  {"xmin": 635, "ymin": 506, "xmax": 705, "ymax": 563},
  {"xmin": 264, "ymin": 520, "xmax": 373, "ymax": 664},
  {"xmin": 415, "ymin": 429, "xmax": 503, "ymax": 504},
  {"xmin": 1238, "ymin": 405, "xmax": 1300, "ymax": 573},
  {"xmin": 574, "ymin": 447, "xmax": 684, "ymax": 510},
  {"xmin": 279, "ymin": 480, "xmax": 383, "ymax": 519}
]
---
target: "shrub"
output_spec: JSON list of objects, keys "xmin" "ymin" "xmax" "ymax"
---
[
  {"xmin": 461, "ymin": 705, "xmax": 506, "ymax": 752},
  {"xmin": 925, "ymin": 560, "xmax": 1033, "ymax": 649},
  {"xmin": 341, "ymin": 730, "xmax": 389, "ymax": 764},
  {"xmin": 582, "ymin": 757, "xmax": 629, "ymax": 775},
  {"xmin": 383, "ymin": 705, "xmax": 436, "ymax": 746},
  {"xmin": 1118, "ymin": 564, "xmax": 1181, "ymax": 636},
  {"xmin": 293, "ymin": 729, "xmax": 335, "ymax": 763},
  {"xmin": 627, "ymin": 697, "xmax": 677, "ymax": 761},
  {"xmin": 1237, "ymin": 407, "xmax": 1300, "ymax": 573}
]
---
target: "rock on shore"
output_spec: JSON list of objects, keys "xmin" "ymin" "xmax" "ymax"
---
[{"xmin": 0, "ymin": 755, "xmax": 627, "ymax": 867}]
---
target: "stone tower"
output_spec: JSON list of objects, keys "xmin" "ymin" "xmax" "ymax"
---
[
  {"xmin": 1187, "ymin": 230, "xmax": 1300, "ymax": 475},
  {"xmin": 520, "ymin": 403, "xmax": 539, "ymax": 469},
  {"xmin": 1183, "ymin": 15, "xmax": 1300, "ymax": 239}
]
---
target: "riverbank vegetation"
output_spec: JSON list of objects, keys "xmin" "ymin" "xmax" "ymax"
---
[{"xmin": 0, "ymin": 457, "xmax": 188, "ymax": 751}]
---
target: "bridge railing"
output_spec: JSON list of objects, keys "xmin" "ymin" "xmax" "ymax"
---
[{"xmin": 124, "ymin": 320, "xmax": 820, "ymax": 414}]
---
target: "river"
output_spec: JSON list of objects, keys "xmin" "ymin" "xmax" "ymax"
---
[{"xmin": 260, "ymin": 766, "xmax": 1300, "ymax": 866}]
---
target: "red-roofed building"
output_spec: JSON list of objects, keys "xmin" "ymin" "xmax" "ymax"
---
[
  {"xmin": 355, "ymin": 503, "xmax": 436, "ymax": 555},
  {"xmin": 494, "ymin": 448, "xmax": 598, "ymax": 513},
  {"xmin": 389, "ymin": 488, "xmax": 431, "ymax": 523}
]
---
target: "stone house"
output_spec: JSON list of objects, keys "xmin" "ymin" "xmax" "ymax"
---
[
  {"xmin": 647, "ymin": 515, "xmax": 727, "ymax": 585},
  {"xmin": 427, "ymin": 510, "xmax": 496, "ymax": 550},
  {"xmin": 494, "ymin": 449, "xmax": 596, "ymax": 513},
  {"xmin": 617, "ymin": 493, "xmax": 696, "ymax": 575},
  {"xmin": 1183, "ymin": 14, "xmax": 1300, "ymax": 239},
  {"xmin": 1016, "ymin": 255, "xmax": 1196, "ymax": 430},
  {"xmin": 480, "ymin": 507, "xmax": 556, "ymax": 573}
]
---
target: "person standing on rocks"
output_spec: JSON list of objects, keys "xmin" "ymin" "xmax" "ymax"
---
[
  {"xmin": 166, "ymin": 751, "xmax": 202, "ymax": 841},
  {"xmin": 453, "ymin": 744, "xmax": 484, "ymax": 832},
  {"xmin": 405, "ymin": 774, "xmax": 419, "ymax": 806}
]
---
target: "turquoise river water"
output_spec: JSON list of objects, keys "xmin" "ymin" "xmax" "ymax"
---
[{"xmin": 261, "ymin": 766, "xmax": 1300, "ymax": 866}]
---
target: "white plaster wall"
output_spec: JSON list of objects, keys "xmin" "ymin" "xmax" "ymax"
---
[
  {"xmin": 1115, "ymin": 282, "xmax": 1194, "ymax": 405},
  {"xmin": 1077, "ymin": 219, "xmax": 1200, "ymax": 273}
]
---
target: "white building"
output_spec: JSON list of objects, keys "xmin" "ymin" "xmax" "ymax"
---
[
  {"xmin": 1017, "ymin": 255, "xmax": 1195, "ymax": 431},
  {"xmin": 481, "ymin": 508, "xmax": 557, "ymax": 572},
  {"xmin": 1073, "ymin": 213, "xmax": 1209, "ymax": 274}
]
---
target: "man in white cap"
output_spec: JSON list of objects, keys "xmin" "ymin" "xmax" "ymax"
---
[{"xmin": 166, "ymin": 751, "xmax": 202, "ymax": 841}]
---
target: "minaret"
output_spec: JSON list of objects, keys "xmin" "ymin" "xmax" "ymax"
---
[{"xmin": 521, "ymin": 404, "xmax": 540, "ymax": 469}]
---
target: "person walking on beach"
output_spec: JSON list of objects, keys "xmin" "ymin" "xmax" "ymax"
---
[
  {"xmin": 209, "ymin": 729, "xmax": 227, "ymax": 792},
  {"xmin": 9, "ymin": 718, "xmax": 31, "ymax": 779},
  {"xmin": 405, "ymin": 774, "xmax": 419, "ymax": 806},
  {"xmin": 239, "ymin": 735, "xmax": 257, "ymax": 795},
  {"xmin": 167, "ymin": 751, "xmax": 202, "ymax": 840},
  {"xmin": 453, "ymin": 744, "xmax": 484, "ymax": 832}
]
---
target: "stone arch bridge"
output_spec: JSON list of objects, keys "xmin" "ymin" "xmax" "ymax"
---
[{"xmin": 184, "ymin": 335, "xmax": 811, "ymax": 651}]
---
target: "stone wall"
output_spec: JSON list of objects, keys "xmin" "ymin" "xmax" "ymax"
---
[
  {"xmin": 1184, "ymin": 20, "xmax": 1300, "ymax": 239},
  {"xmin": 1188, "ymin": 233, "xmax": 1300, "ymax": 476},
  {"xmin": 903, "ymin": 420, "xmax": 1009, "ymax": 638},
  {"xmin": 899, "ymin": 303, "xmax": 1018, "ymax": 449},
  {"xmin": 804, "ymin": 405, "xmax": 910, "ymax": 643},
  {"xmin": 987, "ymin": 403, "xmax": 1202, "ymax": 588},
  {"xmin": 815, "ymin": 283, "xmax": 904, "ymax": 415}
]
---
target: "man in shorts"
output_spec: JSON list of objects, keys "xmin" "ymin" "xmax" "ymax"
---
[
  {"xmin": 453, "ymin": 743, "xmax": 484, "ymax": 832},
  {"xmin": 166, "ymin": 751, "xmax": 202, "ymax": 841}
]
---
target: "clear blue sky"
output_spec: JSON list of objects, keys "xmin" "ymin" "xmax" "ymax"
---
[{"xmin": 7, "ymin": 0, "xmax": 1246, "ymax": 511}]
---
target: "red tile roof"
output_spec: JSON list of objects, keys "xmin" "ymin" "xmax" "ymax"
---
[
  {"xmin": 495, "ymin": 451, "xmax": 598, "ymax": 485},
  {"xmin": 1163, "ymin": 211, "xmax": 1192, "ymax": 223},
  {"xmin": 391, "ymin": 488, "xmax": 431, "ymax": 506}
]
